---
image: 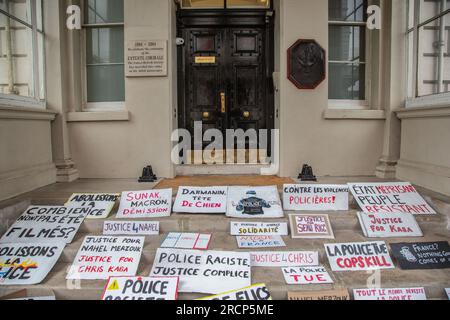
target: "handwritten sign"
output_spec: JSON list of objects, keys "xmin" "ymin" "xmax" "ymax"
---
[
  {"xmin": 103, "ymin": 221, "xmax": 159, "ymax": 236},
  {"xmin": 282, "ymin": 266, "xmax": 333, "ymax": 285},
  {"xmin": 446, "ymin": 288, "xmax": 450, "ymax": 300},
  {"xmin": 149, "ymin": 249, "xmax": 251, "ymax": 294},
  {"xmin": 197, "ymin": 284, "xmax": 272, "ymax": 301},
  {"xmin": 0, "ymin": 289, "xmax": 56, "ymax": 300},
  {"xmin": 0, "ymin": 206, "xmax": 88, "ymax": 244},
  {"xmin": 0, "ymin": 242, "xmax": 65, "ymax": 285},
  {"xmin": 126, "ymin": 40, "xmax": 167, "ymax": 77},
  {"xmin": 250, "ymin": 251, "xmax": 319, "ymax": 267},
  {"xmin": 173, "ymin": 186, "xmax": 227, "ymax": 213},
  {"xmin": 66, "ymin": 236, "xmax": 144, "ymax": 280},
  {"xmin": 289, "ymin": 214, "xmax": 334, "ymax": 239},
  {"xmin": 161, "ymin": 233, "xmax": 212, "ymax": 250},
  {"xmin": 237, "ymin": 236, "xmax": 286, "ymax": 249},
  {"xmin": 348, "ymin": 182, "xmax": 436, "ymax": 215},
  {"xmin": 325, "ymin": 241, "xmax": 395, "ymax": 271},
  {"xmin": 283, "ymin": 184, "xmax": 349, "ymax": 211},
  {"xmin": 288, "ymin": 289, "xmax": 350, "ymax": 301},
  {"xmin": 357, "ymin": 212, "xmax": 423, "ymax": 238},
  {"xmin": 230, "ymin": 222, "xmax": 288, "ymax": 236},
  {"xmin": 102, "ymin": 277, "xmax": 179, "ymax": 301},
  {"xmin": 116, "ymin": 189, "xmax": 172, "ymax": 219},
  {"xmin": 65, "ymin": 193, "xmax": 119, "ymax": 219},
  {"xmin": 353, "ymin": 288, "xmax": 427, "ymax": 300},
  {"xmin": 390, "ymin": 242, "xmax": 450, "ymax": 270}
]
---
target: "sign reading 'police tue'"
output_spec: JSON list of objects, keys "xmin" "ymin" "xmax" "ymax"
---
[
  {"xmin": 173, "ymin": 186, "xmax": 228, "ymax": 213},
  {"xmin": 390, "ymin": 242, "xmax": 450, "ymax": 270},
  {"xmin": 226, "ymin": 186, "xmax": 284, "ymax": 218}
]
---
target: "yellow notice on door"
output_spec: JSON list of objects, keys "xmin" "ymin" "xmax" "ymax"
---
[{"xmin": 195, "ymin": 56, "xmax": 216, "ymax": 64}]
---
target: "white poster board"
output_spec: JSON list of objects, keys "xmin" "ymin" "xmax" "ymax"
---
[
  {"xmin": 66, "ymin": 236, "xmax": 144, "ymax": 280},
  {"xmin": 357, "ymin": 212, "xmax": 423, "ymax": 238},
  {"xmin": 236, "ymin": 236, "xmax": 286, "ymax": 249},
  {"xmin": 173, "ymin": 187, "xmax": 228, "ymax": 213},
  {"xmin": 0, "ymin": 206, "xmax": 88, "ymax": 244},
  {"xmin": 230, "ymin": 222, "xmax": 288, "ymax": 236},
  {"xmin": 250, "ymin": 251, "xmax": 319, "ymax": 267},
  {"xmin": 65, "ymin": 193, "xmax": 119, "ymax": 219},
  {"xmin": 289, "ymin": 214, "xmax": 335, "ymax": 239},
  {"xmin": 149, "ymin": 248, "xmax": 251, "ymax": 294},
  {"xmin": 446, "ymin": 288, "xmax": 450, "ymax": 300},
  {"xmin": 353, "ymin": 288, "xmax": 427, "ymax": 300},
  {"xmin": 116, "ymin": 189, "xmax": 172, "ymax": 219},
  {"xmin": 226, "ymin": 186, "xmax": 284, "ymax": 219},
  {"xmin": 283, "ymin": 185, "xmax": 349, "ymax": 211},
  {"xmin": 102, "ymin": 277, "xmax": 179, "ymax": 300},
  {"xmin": 197, "ymin": 284, "xmax": 272, "ymax": 301},
  {"xmin": 282, "ymin": 266, "xmax": 334, "ymax": 285},
  {"xmin": 348, "ymin": 182, "xmax": 436, "ymax": 215},
  {"xmin": 126, "ymin": 40, "xmax": 167, "ymax": 77},
  {"xmin": 0, "ymin": 242, "xmax": 65, "ymax": 285},
  {"xmin": 161, "ymin": 233, "xmax": 212, "ymax": 250},
  {"xmin": 103, "ymin": 221, "xmax": 159, "ymax": 236}
]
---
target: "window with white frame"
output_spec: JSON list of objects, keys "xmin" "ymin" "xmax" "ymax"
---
[
  {"xmin": 83, "ymin": 0, "xmax": 124, "ymax": 110},
  {"xmin": 328, "ymin": 0, "xmax": 368, "ymax": 106},
  {"xmin": 0, "ymin": 0, "xmax": 45, "ymax": 108},
  {"xmin": 407, "ymin": 0, "xmax": 450, "ymax": 107}
]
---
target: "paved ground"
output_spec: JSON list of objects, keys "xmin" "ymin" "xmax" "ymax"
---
[{"xmin": 0, "ymin": 176, "xmax": 449, "ymax": 300}]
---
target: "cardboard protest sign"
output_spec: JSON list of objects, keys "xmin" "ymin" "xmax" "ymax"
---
[
  {"xmin": 116, "ymin": 189, "xmax": 172, "ymax": 219},
  {"xmin": 103, "ymin": 221, "xmax": 159, "ymax": 236},
  {"xmin": 197, "ymin": 284, "xmax": 272, "ymax": 301},
  {"xmin": 250, "ymin": 251, "xmax": 319, "ymax": 267},
  {"xmin": 282, "ymin": 266, "xmax": 333, "ymax": 285},
  {"xmin": 288, "ymin": 289, "xmax": 350, "ymax": 301},
  {"xmin": 236, "ymin": 236, "xmax": 286, "ymax": 249},
  {"xmin": 173, "ymin": 186, "xmax": 228, "ymax": 213},
  {"xmin": 226, "ymin": 186, "xmax": 284, "ymax": 219},
  {"xmin": 446, "ymin": 288, "xmax": 450, "ymax": 300},
  {"xmin": 348, "ymin": 182, "xmax": 436, "ymax": 215},
  {"xmin": 283, "ymin": 184, "xmax": 349, "ymax": 211},
  {"xmin": 324, "ymin": 241, "xmax": 395, "ymax": 271},
  {"xmin": 149, "ymin": 248, "xmax": 251, "ymax": 294},
  {"xmin": 102, "ymin": 277, "xmax": 179, "ymax": 300},
  {"xmin": 230, "ymin": 222, "xmax": 288, "ymax": 236},
  {"xmin": 66, "ymin": 236, "xmax": 144, "ymax": 280},
  {"xmin": 161, "ymin": 233, "xmax": 212, "ymax": 250},
  {"xmin": 0, "ymin": 289, "xmax": 56, "ymax": 300},
  {"xmin": 357, "ymin": 212, "xmax": 423, "ymax": 238},
  {"xmin": 289, "ymin": 214, "xmax": 334, "ymax": 239},
  {"xmin": 390, "ymin": 242, "xmax": 450, "ymax": 270},
  {"xmin": 353, "ymin": 287, "xmax": 427, "ymax": 300},
  {"xmin": 0, "ymin": 206, "xmax": 89, "ymax": 244},
  {"xmin": 0, "ymin": 242, "xmax": 65, "ymax": 285},
  {"xmin": 65, "ymin": 193, "xmax": 119, "ymax": 219}
]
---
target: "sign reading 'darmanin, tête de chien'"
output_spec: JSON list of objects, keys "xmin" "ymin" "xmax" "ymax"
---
[
  {"xmin": 103, "ymin": 221, "xmax": 159, "ymax": 236},
  {"xmin": 282, "ymin": 266, "xmax": 333, "ymax": 285},
  {"xmin": 230, "ymin": 222, "xmax": 288, "ymax": 236},
  {"xmin": 173, "ymin": 186, "xmax": 228, "ymax": 214},
  {"xmin": 324, "ymin": 241, "xmax": 394, "ymax": 271},
  {"xmin": 65, "ymin": 193, "xmax": 119, "ymax": 219},
  {"xmin": 149, "ymin": 248, "xmax": 251, "ymax": 294},
  {"xmin": 161, "ymin": 233, "xmax": 212, "ymax": 250},
  {"xmin": 0, "ymin": 206, "xmax": 88, "ymax": 244},
  {"xmin": 126, "ymin": 40, "xmax": 167, "ymax": 77},
  {"xmin": 250, "ymin": 251, "xmax": 319, "ymax": 267},
  {"xmin": 289, "ymin": 214, "xmax": 334, "ymax": 239},
  {"xmin": 197, "ymin": 284, "xmax": 272, "ymax": 301},
  {"xmin": 390, "ymin": 242, "xmax": 450, "ymax": 270},
  {"xmin": 66, "ymin": 236, "xmax": 144, "ymax": 280},
  {"xmin": 0, "ymin": 242, "xmax": 65, "ymax": 285},
  {"xmin": 357, "ymin": 212, "xmax": 423, "ymax": 238},
  {"xmin": 353, "ymin": 288, "xmax": 427, "ymax": 300},
  {"xmin": 283, "ymin": 184, "xmax": 349, "ymax": 211},
  {"xmin": 348, "ymin": 182, "xmax": 436, "ymax": 215},
  {"xmin": 237, "ymin": 236, "xmax": 286, "ymax": 249},
  {"xmin": 102, "ymin": 277, "xmax": 179, "ymax": 301},
  {"xmin": 288, "ymin": 289, "xmax": 350, "ymax": 301},
  {"xmin": 116, "ymin": 189, "xmax": 172, "ymax": 219}
]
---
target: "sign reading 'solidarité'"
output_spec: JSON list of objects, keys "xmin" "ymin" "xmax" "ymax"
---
[
  {"xmin": 390, "ymin": 242, "xmax": 450, "ymax": 270},
  {"xmin": 230, "ymin": 222, "xmax": 288, "ymax": 236},
  {"xmin": 173, "ymin": 186, "xmax": 228, "ymax": 213},
  {"xmin": 116, "ymin": 189, "xmax": 172, "ymax": 218}
]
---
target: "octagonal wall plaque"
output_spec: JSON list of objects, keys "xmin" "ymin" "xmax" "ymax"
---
[{"xmin": 287, "ymin": 39, "xmax": 326, "ymax": 89}]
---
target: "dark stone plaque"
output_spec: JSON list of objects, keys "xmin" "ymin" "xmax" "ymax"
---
[
  {"xmin": 390, "ymin": 242, "xmax": 450, "ymax": 270},
  {"xmin": 287, "ymin": 39, "xmax": 326, "ymax": 89}
]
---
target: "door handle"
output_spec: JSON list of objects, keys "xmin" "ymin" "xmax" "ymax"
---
[{"xmin": 220, "ymin": 92, "xmax": 226, "ymax": 114}]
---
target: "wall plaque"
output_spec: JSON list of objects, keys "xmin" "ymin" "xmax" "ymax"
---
[{"xmin": 126, "ymin": 40, "xmax": 167, "ymax": 77}]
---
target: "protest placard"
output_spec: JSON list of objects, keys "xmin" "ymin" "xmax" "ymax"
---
[
  {"xmin": 348, "ymin": 182, "xmax": 436, "ymax": 215},
  {"xmin": 390, "ymin": 242, "xmax": 450, "ymax": 270},
  {"xmin": 0, "ymin": 242, "xmax": 65, "ymax": 285},
  {"xmin": 0, "ymin": 289, "xmax": 56, "ymax": 300},
  {"xmin": 324, "ymin": 241, "xmax": 395, "ymax": 271},
  {"xmin": 102, "ymin": 276, "xmax": 179, "ymax": 300},
  {"xmin": 173, "ymin": 187, "xmax": 228, "ymax": 213},
  {"xmin": 0, "ymin": 206, "xmax": 88, "ymax": 244},
  {"xmin": 66, "ymin": 236, "xmax": 144, "ymax": 280},
  {"xmin": 65, "ymin": 193, "xmax": 119, "ymax": 219},
  {"xmin": 226, "ymin": 186, "xmax": 284, "ymax": 219},
  {"xmin": 357, "ymin": 212, "xmax": 423, "ymax": 238},
  {"xmin": 103, "ymin": 221, "xmax": 159, "ymax": 236},
  {"xmin": 282, "ymin": 266, "xmax": 333, "ymax": 285},
  {"xmin": 289, "ymin": 214, "xmax": 334, "ymax": 239},
  {"xmin": 230, "ymin": 222, "xmax": 288, "ymax": 236},
  {"xmin": 116, "ymin": 189, "xmax": 172, "ymax": 218},
  {"xmin": 288, "ymin": 289, "xmax": 350, "ymax": 301},
  {"xmin": 250, "ymin": 251, "xmax": 319, "ymax": 267},
  {"xmin": 353, "ymin": 287, "xmax": 427, "ymax": 300},
  {"xmin": 161, "ymin": 233, "xmax": 212, "ymax": 250},
  {"xmin": 446, "ymin": 288, "xmax": 450, "ymax": 300},
  {"xmin": 149, "ymin": 248, "xmax": 251, "ymax": 294},
  {"xmin": 197, "ymin": 284, "xmax": 272, "ymax": 301},
  {"xmin": 236, "ymin": 236, "xmax": 286, "ymax": 249},
  {"xmin": 283, "ymin": 184, "xmax": 349, "ymax": 211}
]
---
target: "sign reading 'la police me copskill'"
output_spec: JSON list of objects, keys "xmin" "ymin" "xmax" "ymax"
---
[
  {"xmin": 65, "ymin": 193, "xmax": 119, "ymax": 219},
  {"xmin": 283, "ymin": 185, "xmax": 349, "ymax": 211},
  {"xmin": 197, "ymin": 284, "xmax": 272, "ymax": 301},
  {"xmin": 357, "ymin": 212, "xmax": 423, "ymax": 238},
  {"xmin": 230, "ymin": 222, "xmax": 288, "ymax": 236},
  {"xmin": 390, "ymin": 242, "xmax": 450, "ymax": 270},
  {"xmin": 116, "ymin": 189, "xmax": 172, "ymax": 218},
  {"xmin": 173, "ymin": 186, "xmax": 228, "ymax": 213},
  {"xmin": 102, "ymin": 277, "xmax": 179, "ymax": 300},
  {"xmin": 324, "ymin": 242, "xmax": 394, "ymax": 271},
  {"xmin": 348, "ymin": 182, "xmax": 436, "ymax": 215}
]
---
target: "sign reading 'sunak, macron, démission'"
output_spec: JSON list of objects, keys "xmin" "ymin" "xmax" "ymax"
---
[{"xmin": 116, "ymin": 189, "xmax": 172, "ymax": 218}]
